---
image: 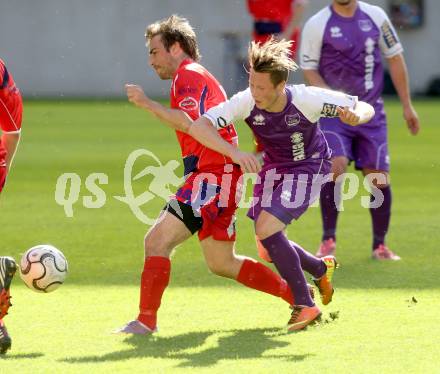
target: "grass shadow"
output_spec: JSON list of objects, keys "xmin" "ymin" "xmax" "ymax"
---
[
  {"xmin": 61, "ymin": 327, "xmax": 313, "ymax": 367},
  {"xmin": 0, "ymin": 352, "xmax": 44, "ymax": 359}
]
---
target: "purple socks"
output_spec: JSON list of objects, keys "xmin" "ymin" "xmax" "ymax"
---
[
  {"xmin": 370, "ymin": 185, "xmax": 392, "ymax": 249},
  {"xmin": 289, "ymin": 240, "xmax": 326, "ymax": 279},
  {"xmin": 320, "ymin": 181, "xmax": 339, "ymax": 241},
  {"xmin": 261, "ymin": 232, "xmax": 315, "ymax": 307}
]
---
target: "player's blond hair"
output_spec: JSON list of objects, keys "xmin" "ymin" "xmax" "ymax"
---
[
  {"xmin": 248, "ymin": 37, "xmax": 298, "ymax": 86},
  {"xmin": 145, "ymin": 15, "xmax": 201, "ymax": 61}
]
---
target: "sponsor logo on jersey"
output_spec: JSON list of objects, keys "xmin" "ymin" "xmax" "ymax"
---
[
  {"xmin": 330, "ymin": 26, "xmax": 342, "ymax": 38},
  {"xmin": 178, "ymin": 96, "xmax": 198, "ymax": 110},
  {"xmin": 285, "ymin": 113, "xmax": 300, "ymax": 127},
  {"xmin": 381, "ymin": 21, "xmax": 399, "ymax": 48},
  {"xmin": 321, "ymin": 103, "xmax": 339, "ymax": 117},
  {"xmin": 177, "ymin": 87, "xmax": 198, "ymax": 95},
  {"xmin": 252, "ymin": 114, "xmax": 265, "ymax": 126},
  {"xmin": 364, "ymin": 37, "xmax": 375, "ymax": 91},
  {"xmin": 359, "ymin": 19, "xmax": 373, "ymax": 32},
  {"xmin": 291, "ymin": 132, "xmax": 305, "ymax": 161}
]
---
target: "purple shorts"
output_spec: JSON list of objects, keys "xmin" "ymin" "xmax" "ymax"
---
[
  {"xmin": 319, "ymin": 102, "xmax": 389, "ymax": 172},
  {"xmin": 247, "ymin": 159, "xmax": 331, "ymax": 225}
]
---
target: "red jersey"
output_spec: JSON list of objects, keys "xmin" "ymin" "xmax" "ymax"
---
[
  {"xmin": 0, "ymin": 59, "xmax": 22, "ymax": 135},
  {"xmin": 247, "ymin": 0, "xmax": 293, "ymax": 24},
  {"xmin": 0, "ymin": 59, "xmax": 22, "ymax": 164},
  {"xmin": 170, "ymin": 59, "xmax": 238, "ymax": 175}
]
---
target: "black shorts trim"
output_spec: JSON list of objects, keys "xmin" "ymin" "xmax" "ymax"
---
[{"xmin": 163, "ymin": 199, "xmax": 202, "ymax": 235}]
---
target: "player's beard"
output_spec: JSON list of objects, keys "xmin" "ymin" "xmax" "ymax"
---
[{"xmin": 155, "ymin": 66, "xmax": 173, "ymax": 80}]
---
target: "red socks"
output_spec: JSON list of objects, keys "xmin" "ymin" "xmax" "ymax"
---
[
  {"xmin": 137, "ymin": 256, "xmax": 171, "ymax": 330},
  {"xmin": 236, "ymin": 258, "xmax": 294, "ymax": 305}
]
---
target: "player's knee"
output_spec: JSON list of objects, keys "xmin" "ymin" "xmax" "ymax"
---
[
  {"xmin": 364, "ymin": 170, "xmax": 389, "ymax": 189},
  {"xmin": 205, "ymin": 256, "xmax": 235, "ymax": 278},
  {"xmin": 331, "ymin": 157, "xmax": 348, "ymax": 179},
  {"xmin": 144, "ymin": 231, "xmax": 171, "ymax": 257},
  {"xmin": 255, "ymin": 221, "xmax": 276, "ymax": 241}
]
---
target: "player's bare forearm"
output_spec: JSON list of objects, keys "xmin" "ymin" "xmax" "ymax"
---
[
  {"xmin": 147, "ymin": 100, "xmax": 192, "ymax": 133},
  {"xmin": 387, "ymin": 54, "xmax": 420, "ymax": 134},
  {"xmin": 189, "ymin": 117, "xmax": 237, "ymax": 158},
  {"xmin": 280, "ymin": 2, "xmax": 305, "ymax": 39},
  {"xmin": 125, "ymin": 83, "xmax": 191, "ymax": 132},
  {"xmin": 388, "ymin": 54, "xmax": 412, "ymax": 108},
  {"xmin": 1, "ymin": 133, "xmax": 20, "ymax": 170},
  {"xmin": 303, "ymin": 70, "xmax": 330, "ymax": 89},
  {"xmin": 189, "ymin": 117, "xmax": 261, "ymax": 173}
]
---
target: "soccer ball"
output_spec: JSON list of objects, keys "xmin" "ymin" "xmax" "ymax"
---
[{"xmin": 19, "ymin": 245, "xmax": 68, "ymax": 293}]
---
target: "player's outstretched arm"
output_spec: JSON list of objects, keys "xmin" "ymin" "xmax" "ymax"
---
[
  {"xmin": 337, "ymin": 101, "xmax": 375, "ymax": 126},
  {"xmin": 1, "ymin": 133, "xmax": 20, "ymax": 170},
  {"xmin": 125, "ymin": 84, "xmax": 191, "ymax": 132},
  {"xmin": 189, "ymin": 117, "xmax": 261, "ymax": 173}
]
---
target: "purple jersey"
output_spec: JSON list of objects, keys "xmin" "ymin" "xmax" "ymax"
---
[
  {"xmin": 300, "ymin": 1, "xmax": 403, "ymax": 106},
  {"xmin": 203, "ymin": 84, "xmax": 357, "ymax": 170}
]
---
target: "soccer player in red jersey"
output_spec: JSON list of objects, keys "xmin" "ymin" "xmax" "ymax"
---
[
  {"xmin": 0, "ymin": 59, "xmax": 22, "ymax": 354},
  {"xmin": 0, "ymin": 59, "xmax": 22, "ymax": 193},
  {"xmin": 247, "ymin": 0, "xmax": 307, "ymax": 62},
  {"xmin": 116, "ymin": 15, "xmax": 310, "ymax": 335}
]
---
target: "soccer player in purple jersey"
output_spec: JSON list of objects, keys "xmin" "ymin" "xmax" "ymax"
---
[
  {"xmin": 300, "ymin": 0, "xmax": 420, "ymax": 260},
  {"xmin": 187, "ymin": 38, "xmax": 375, "ymax": 330}
]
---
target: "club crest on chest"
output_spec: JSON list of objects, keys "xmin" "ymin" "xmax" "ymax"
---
[{"xmin": 285, "ymin": 113, "xmax": 300, "ymax": 127}]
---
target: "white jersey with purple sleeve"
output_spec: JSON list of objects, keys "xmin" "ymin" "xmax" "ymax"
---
[
  {"xmin": 203, "ymin": 85, "xmax": 357, "ymax": 169},
  {"xmin": 300, "ymin": 1, "xmax": 403, "ymax": 105}
]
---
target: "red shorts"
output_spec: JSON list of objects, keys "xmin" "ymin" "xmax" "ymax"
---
[{"xmin": 173, "ymin": 164, "xmax": 242, "ymax": 242}]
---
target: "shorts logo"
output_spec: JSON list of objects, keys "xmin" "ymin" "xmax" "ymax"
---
[
  {"xmin": 359, "ymin": 19, "xmax": 373, "ymax": 32},
  {"xmin": 281, "ymin": 190, "xmax": 291, "ymax": 202},
  {"xmin": 179, "ymin": 96, "xmax": 198, "ymax": 110},
  {"xmin": 321, "ymin": 103, "xmax": 339, "ymax": 117},
  {"xmin": 330, "ymin": 26, "xmax": 342, "ymax": 38},
  {"xmin": 285, "ymin": 113, "xmax": 300, "ymax": 127},
  {"xmin": 252, "ymin": 114, "xmax": 265, "ymax": 126}
]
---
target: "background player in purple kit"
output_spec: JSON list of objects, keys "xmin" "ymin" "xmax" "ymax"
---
[
  {"xmin": 300, "ymin": 0, "xmax": 420, "ymax": 260},
  {"xmin": 187, "ymin": 38, "xmax": 375, "ymax": 330}
]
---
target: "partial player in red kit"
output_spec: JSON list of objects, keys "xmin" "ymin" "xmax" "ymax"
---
[
  {"xmin": 0, "ymin": 59, "xmax": 22, "ymax": 354},
  {"xmin": 247, "ymin": 0, "xmax": 307, "ymax": 154},
  {"xmin": 115, "ymin": 15, "xmax": 313, "ymax": 335},
  {"xmin": 247, "ymin": 0, "xmax": 307, "ymax": 60},
  {"xmin": 0, "ymin": 59, "xmax": 22, "ymax": 193}
]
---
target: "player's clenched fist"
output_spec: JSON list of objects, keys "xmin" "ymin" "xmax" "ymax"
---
[
  {"xmin": 125, "ymin": 84, "xmax": 151, "ymax": 109},
  {"xmin": 230, "ymin": 150, "xmax": 261, "ymax": 174},
  {"xmin": 337, "ymin": 106, "xmax": 361, "ymax": 126}
]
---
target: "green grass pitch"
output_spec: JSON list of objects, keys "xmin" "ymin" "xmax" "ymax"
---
[{"xmin": 0, "ymin": 99, "xmax": 439, "ymax": 373}]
